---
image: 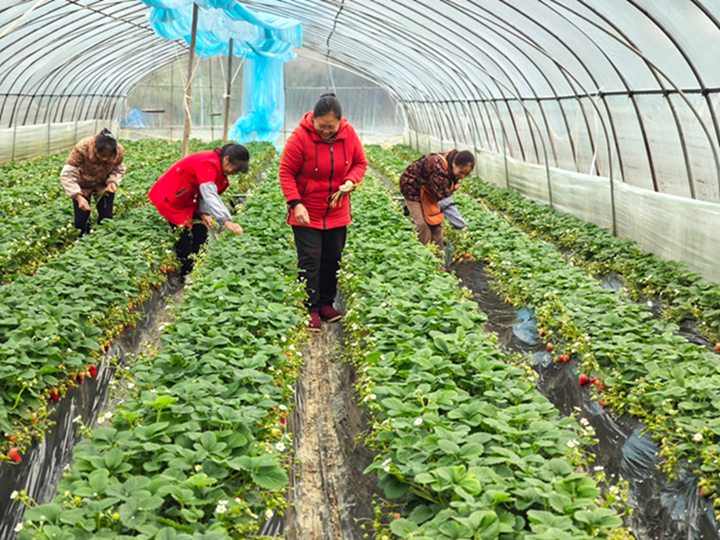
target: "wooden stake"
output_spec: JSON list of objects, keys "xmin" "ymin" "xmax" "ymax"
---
[{"xmin": 181, "ymin": 3, "xmax": 199, "ymax": 156}]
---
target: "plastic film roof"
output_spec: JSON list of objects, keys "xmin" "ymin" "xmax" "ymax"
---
[{"xmin": 2, "ymin": 1, "xmax": 720, "ymax": 201}]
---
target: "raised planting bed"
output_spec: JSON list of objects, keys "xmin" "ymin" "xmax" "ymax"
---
[
  {"xmin": 339, "ymin": 174, "xmax": 625, "ymax": 539},
  {"xmin": 12, "ymin": 165, "xmax": 307, "ymax": 539}
]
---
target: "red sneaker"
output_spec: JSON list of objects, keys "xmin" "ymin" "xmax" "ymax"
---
[
  {"xmin": 308, "ymin": 311, "xmax": 322, "ymax": 332},
  {"xmin": 319, "ymin": 305, "xmax": 343, "ymax": 322}
]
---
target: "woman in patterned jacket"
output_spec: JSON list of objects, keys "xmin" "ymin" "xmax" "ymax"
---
[{"xmin": 399, "ymin": 149, "xmax": 474, "ymax": 249}]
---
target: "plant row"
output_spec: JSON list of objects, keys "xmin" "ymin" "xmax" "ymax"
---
[
  {"xmin": 17, "ymin": 165, "xmax": 306, "ymax": 539},
  {"xmin": 460, "ymin": 178, "xmax": 720, "ymax": 347},
  {"xmin": 340, "ymin": 175, "xmax": 625, "ymax": 539},
  {"xmin": 366, "ymin": 142, "xmax": 720, "ymax": 509},
  {"xmin": 378, "ymin": 143, "xmax": 720, "ymax": 348},
  {"xmin": 0, "ymin": 140, "xmax": 275, "ymax": 284},
  {"xmin": 447, "ymin": 193, "xmax": 720, "ymax": 512},
  {"xmin": 0, "ymin": 141, "xmax": 275, "ymax": 457}
]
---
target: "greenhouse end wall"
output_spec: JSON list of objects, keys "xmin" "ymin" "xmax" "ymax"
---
[
  {"xmin": 0, "ymin": 120, "xmax": 120, "ymax": 163},
  {"xmin": 406, "ymin": 129, "xmax": 720, "ymax": 285}
]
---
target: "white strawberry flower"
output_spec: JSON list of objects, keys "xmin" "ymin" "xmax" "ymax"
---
[
  {"xmin": 693, "ymin": 432, "xmax": 704, "ymax": 442},
  {"xmin": 413, "ymin": 417, "xmax": 423, "ymax": 426}
]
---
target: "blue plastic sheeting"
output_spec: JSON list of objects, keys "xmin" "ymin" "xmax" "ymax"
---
[
  {"xmin": 138, "ymin": 0, "xmax": 301, "ymax": 143},
  {"xmin": 120, "ymin": 108, "xmax": 147, "ymax": 128},
  {"xmin": 229, "ymin": 56, "xmax": 284, "ymax": 143}
]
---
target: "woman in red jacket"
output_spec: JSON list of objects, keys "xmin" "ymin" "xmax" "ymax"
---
[
  {"xmin": 279, "ymin": 94, "xmax": 367, "ymax": 331},
  {"xmin": 148, "ymin": 144, "xmax": 247, "ymax": 277}
]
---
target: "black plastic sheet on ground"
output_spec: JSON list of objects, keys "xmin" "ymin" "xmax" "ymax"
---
[
  {"xmin": 0, "ymin": 279, "xmax": 181, "ymax": 539},
  {"xmin": 451, "ymin": 259, "xmax": 720, "ymax": 540}
]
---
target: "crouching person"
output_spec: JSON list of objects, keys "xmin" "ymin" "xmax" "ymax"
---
[
  {"xmin": 148, "ymin": 144, "xmax": 248, "ymax": 277},
  {"xmin": 61, "ymin": 128, "xmax": 125, "ymax": 235}
]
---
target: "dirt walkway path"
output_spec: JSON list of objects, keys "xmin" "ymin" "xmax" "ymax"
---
[{"xmin": 285, "ymin": 322, "xmax": 378, "ymax": 540}]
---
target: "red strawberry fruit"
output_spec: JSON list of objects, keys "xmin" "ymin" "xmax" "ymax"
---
[
  {"xmin": 714, "ymin": 343, "xmax": 720, "ymax": 353},
  {"xmin": 88, "ymin": 364, "xmax": 97, "ymax": 377},
  {"xmin": 6, "ymin": 434, "xmax": 17, "ymax": 443},
  {"xmin": 545, "ymin": 343, "xmax": 554, "ymax": 353},
  {"xmin": 8, "ymin": 448, "xmax": 21, "ymax": 463},
  {"xmin": 579, "ymin": 375, "xmax": 591, "ymax": 386},
  {"xmin": 556, "ymin": 354, "xmax": 570, "ymax": 363},
  {"xmin": 392, "ymin": 512, "xmax": 401, "ymax": 519}
]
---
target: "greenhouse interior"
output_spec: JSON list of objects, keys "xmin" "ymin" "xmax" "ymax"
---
[{"xmin": 1, "ymin": 1, "xmax": 720, "ymax": 539}]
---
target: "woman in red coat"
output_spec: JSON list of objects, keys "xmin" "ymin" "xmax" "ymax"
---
[
  {"xmin": 279, "ymin": 94, "xmax": 367, "ymax": 331},
  {"xmin": 148, "ymin": 144, "xmax": 247, "ymax": 277}
]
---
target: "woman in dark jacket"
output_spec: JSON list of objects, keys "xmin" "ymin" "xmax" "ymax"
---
[
  {"xmin": 399, "ymin": 150, "xmax": 475, "ymax": 249},
  {"xmin": 279, "ymin": 93, "xmax": 367, "ymax": 331}
]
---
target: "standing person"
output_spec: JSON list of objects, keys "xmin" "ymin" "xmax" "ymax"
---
[
  {"xmin": 279, "ymin": 93, "xmax": 367, "ymax": 331},
  {"xmin": 61, "ymin": 128, "xmax": 125, "ymax": 236},
  {"xmin": 399, "ymin": 150, "xmax": 475, "ymax": 249},
  {"xmin": 148, "ymin": 144, "xmax": 247, "ymax": 277}
]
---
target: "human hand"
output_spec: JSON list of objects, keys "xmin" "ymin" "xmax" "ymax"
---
[
  {"xmin": 75, "ymin": 195, "xmax": 90, "ymax": 212},
  {"xmin": 224, "ymin": 221, "xmax": 244, "ymax": 235},
  {"xmin": 294, "ymin": 203, "xmax": 310, "ymax": 225},
  {"xmin": 200, "ymin": 214, "xmax": 214, "ymax": 229},
  {"xmin": 339, "ymin": 180, "xmax": 355, "ymax": 193},
  {"xmin": 105, "ymin": 182, "xmax": 118, "ymax": 193}
]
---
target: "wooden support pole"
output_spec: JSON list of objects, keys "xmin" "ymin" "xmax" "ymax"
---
[
  {"xmin": 222, "ymin": 38, "xmax": 233, "ymax": 144},
  {"xmin": 182, "ymin": 2, "xmax": 199, "ymax": 156}
]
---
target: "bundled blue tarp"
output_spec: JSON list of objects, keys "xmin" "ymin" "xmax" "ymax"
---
[{"xmin": 138, "ymin": 0, "xmax": 301, "ymax": 143}]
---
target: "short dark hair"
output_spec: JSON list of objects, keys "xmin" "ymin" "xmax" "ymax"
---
[
  {"xmin": 220, "ymin": 143, "xmax": 249, "ymax": 166},
  {"xmin": 95, "ymin": 128, "xmax": 117, "ymax": 156},
  {"xmin": 314, "ymin": 93, "xmax": 342, "ymax": 119},
  {"xmin": 455, "ymin": 150, "xmax": 475, "ymax": 168}
]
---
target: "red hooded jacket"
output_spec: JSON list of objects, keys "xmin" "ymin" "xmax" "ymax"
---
[
  {"xmin": 279, "ymin": 112, "xmax": 367, "ymax": 229},
  {"xmin": 148, "ymin": 149, "xmax": 230, "ymax": 226}
]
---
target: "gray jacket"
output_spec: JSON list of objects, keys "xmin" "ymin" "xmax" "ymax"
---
[
  {"xmin": 198, "ymin": 182, "xmax": 232, "ymax": 224},
  {"xmin": 439, "ymin": 197, "xmax": 467, "ymax": 229}
]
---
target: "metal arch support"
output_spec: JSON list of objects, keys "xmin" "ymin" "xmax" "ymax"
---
[{"xmin": 560, "ymin": 0, "xmax": 720, "ymax": 198}]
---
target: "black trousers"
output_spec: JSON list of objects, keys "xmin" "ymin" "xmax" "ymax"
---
[
  {"xmin": 292, "ymin": 226, "xmax": 347, "ymax": 311},
  {"xmin": 170, "ymin": 213, "xmax": 208, "ymax": 276},
  {"xmin": 73, "ymin": 192, "xmax": 115, "ymax": 236}
]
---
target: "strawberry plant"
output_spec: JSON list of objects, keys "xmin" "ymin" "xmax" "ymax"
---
[
  {"xmin": 340, "ymin": 175, "xmax": 626, "ymax": 539},
  {"xmin": 448, "ymin": 192, "xmax": 720, "ymax": 516},
  {"xmin": 16, "ymin": 164, "xmax": 306, "ymax": 539},
  {"xmin": 372, "ymin": 143, "xmax": 720, "ymax": 347}
]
